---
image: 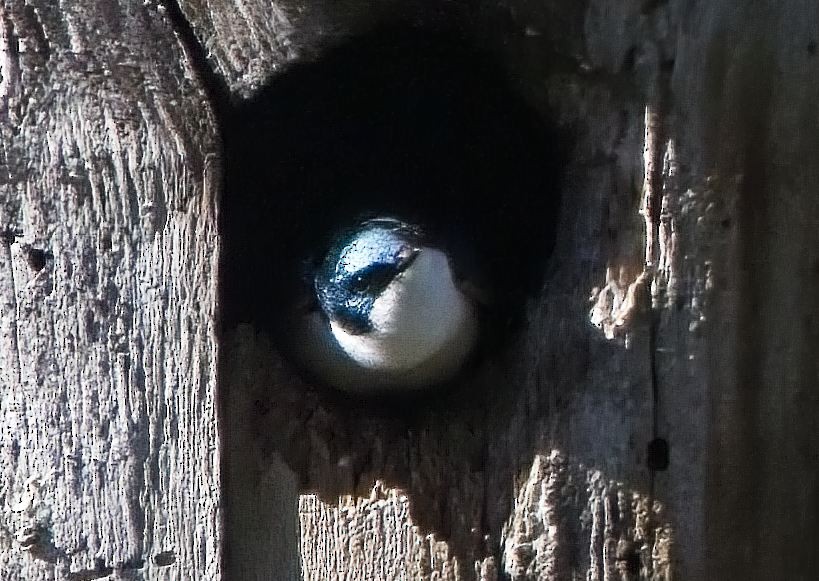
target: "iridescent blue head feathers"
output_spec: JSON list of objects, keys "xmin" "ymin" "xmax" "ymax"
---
[
  {"xmin": 315, "ymin": 218, "xmax": 422, "ymax": 334},
  {"xmin": 298, "ymin": 216, "xmax": 478, "ymax": 391}
]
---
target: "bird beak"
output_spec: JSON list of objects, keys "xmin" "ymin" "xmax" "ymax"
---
[{"xmin": 398, "ymin": 247, "xmax": 421, "ymax": 272}]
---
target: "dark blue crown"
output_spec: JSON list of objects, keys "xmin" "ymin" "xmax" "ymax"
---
[{"xmin": 315, "ymin": 219, "xmax": 420, "ymax": 334}]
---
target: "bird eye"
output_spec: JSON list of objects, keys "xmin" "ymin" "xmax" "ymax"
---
[
  {"xmin": 350, "ymin": 274, "xmax": 367, "ymax": 292},
  {"xmin": 347, "ymin": 263, "xmax": 399, "ymax": 294}
]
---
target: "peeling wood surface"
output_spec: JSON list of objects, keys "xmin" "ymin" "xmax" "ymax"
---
[
  {"xmin": 0, "ymin": 1, "xmax": 220, "ymax": 580},
  {"xmin": 297, "ymin": 486, "xmax": 479, "ymax": 580}
]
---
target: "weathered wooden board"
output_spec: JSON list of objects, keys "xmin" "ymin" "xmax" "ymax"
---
[
  {"xmin": 667, "ymin": 3, "xmax": 819, "ymax": 579},
  {"xmin": 0, "ymin": 1, "xmax": 220, "ymax": 579}
]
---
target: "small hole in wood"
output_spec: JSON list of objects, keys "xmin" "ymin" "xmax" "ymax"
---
[
  {"xmin": 625, "ymin": 551, "xmax": 641, "ymax": 574},
  {"xmin": 26, "ymin": 247, "xmax": 47, "ymax": 271},
  {"xmin": 153, "ymin": 551, "xmax": 176, "ymax": 567},
  {"xmin": 647, "ymin": 437, "xmax": 670, "ymax": 471}
]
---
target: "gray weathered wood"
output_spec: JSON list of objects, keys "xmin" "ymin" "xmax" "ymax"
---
[
  {"xmin": 667, "ymin": 3, "xmax": 819, "ymax": 579},
  {"xmin": 0, "ymin": 1, "xmax": 221, "ymax": 579}
]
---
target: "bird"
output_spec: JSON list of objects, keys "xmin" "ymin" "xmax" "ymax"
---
[{"xmin": 291, "ymin": 217, "xmax": 480, "ymax": 392}]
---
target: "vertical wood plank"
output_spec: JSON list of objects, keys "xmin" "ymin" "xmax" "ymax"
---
[
  {"xmin": 0, "ymin": 1, "xmax": 221, "ymax": 579},
  {"xmin": 666, "ymin": 2, "xmax": 819, "ymax": 579}
]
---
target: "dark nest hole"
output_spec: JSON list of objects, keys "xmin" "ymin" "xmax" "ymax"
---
[
  {"xmin": 219, "ymin": 22, "xmax": 566, "ymax": 569},
  {"xmin": 221, "ymin": 24, "xmax": 563, "ymax": 408}
]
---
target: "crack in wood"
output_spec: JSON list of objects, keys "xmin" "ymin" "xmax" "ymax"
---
[
  {"xmin": 0, "ymin": 232, "xmax": 22, "ymax": 386},
  {"xmin": 157, "ymin": 0, "xmax": 231, "ymax": 116}
]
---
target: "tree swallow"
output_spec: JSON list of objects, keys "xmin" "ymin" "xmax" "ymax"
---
[{"xmin": 292, "ymin": 217, "xmax": 479, "ymax": 392}]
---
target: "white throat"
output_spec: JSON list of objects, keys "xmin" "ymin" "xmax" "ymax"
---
[{"xmin": 329, "ymin": 248, "xmax": 476, "ymax": 381}]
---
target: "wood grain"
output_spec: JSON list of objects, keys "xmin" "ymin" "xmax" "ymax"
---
[
  {"xmin": 177, "ymin": 0, "xmax": 431, "ymax": 99},
  {"xmin": 668, "ymin": 3, "xmax": 819, "ymax": 579},
  {"xmin": 0, "ymin": 1, "xmax": 220, "ymax": 579}
]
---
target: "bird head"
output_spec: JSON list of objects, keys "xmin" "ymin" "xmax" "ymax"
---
[
  {"xmin": 308, "ymin": 217, "xmax": 478, "ymax": 384},
  {"xmin": 315, "ymin": 218, "xmax": 422, "ymax": 335}
]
